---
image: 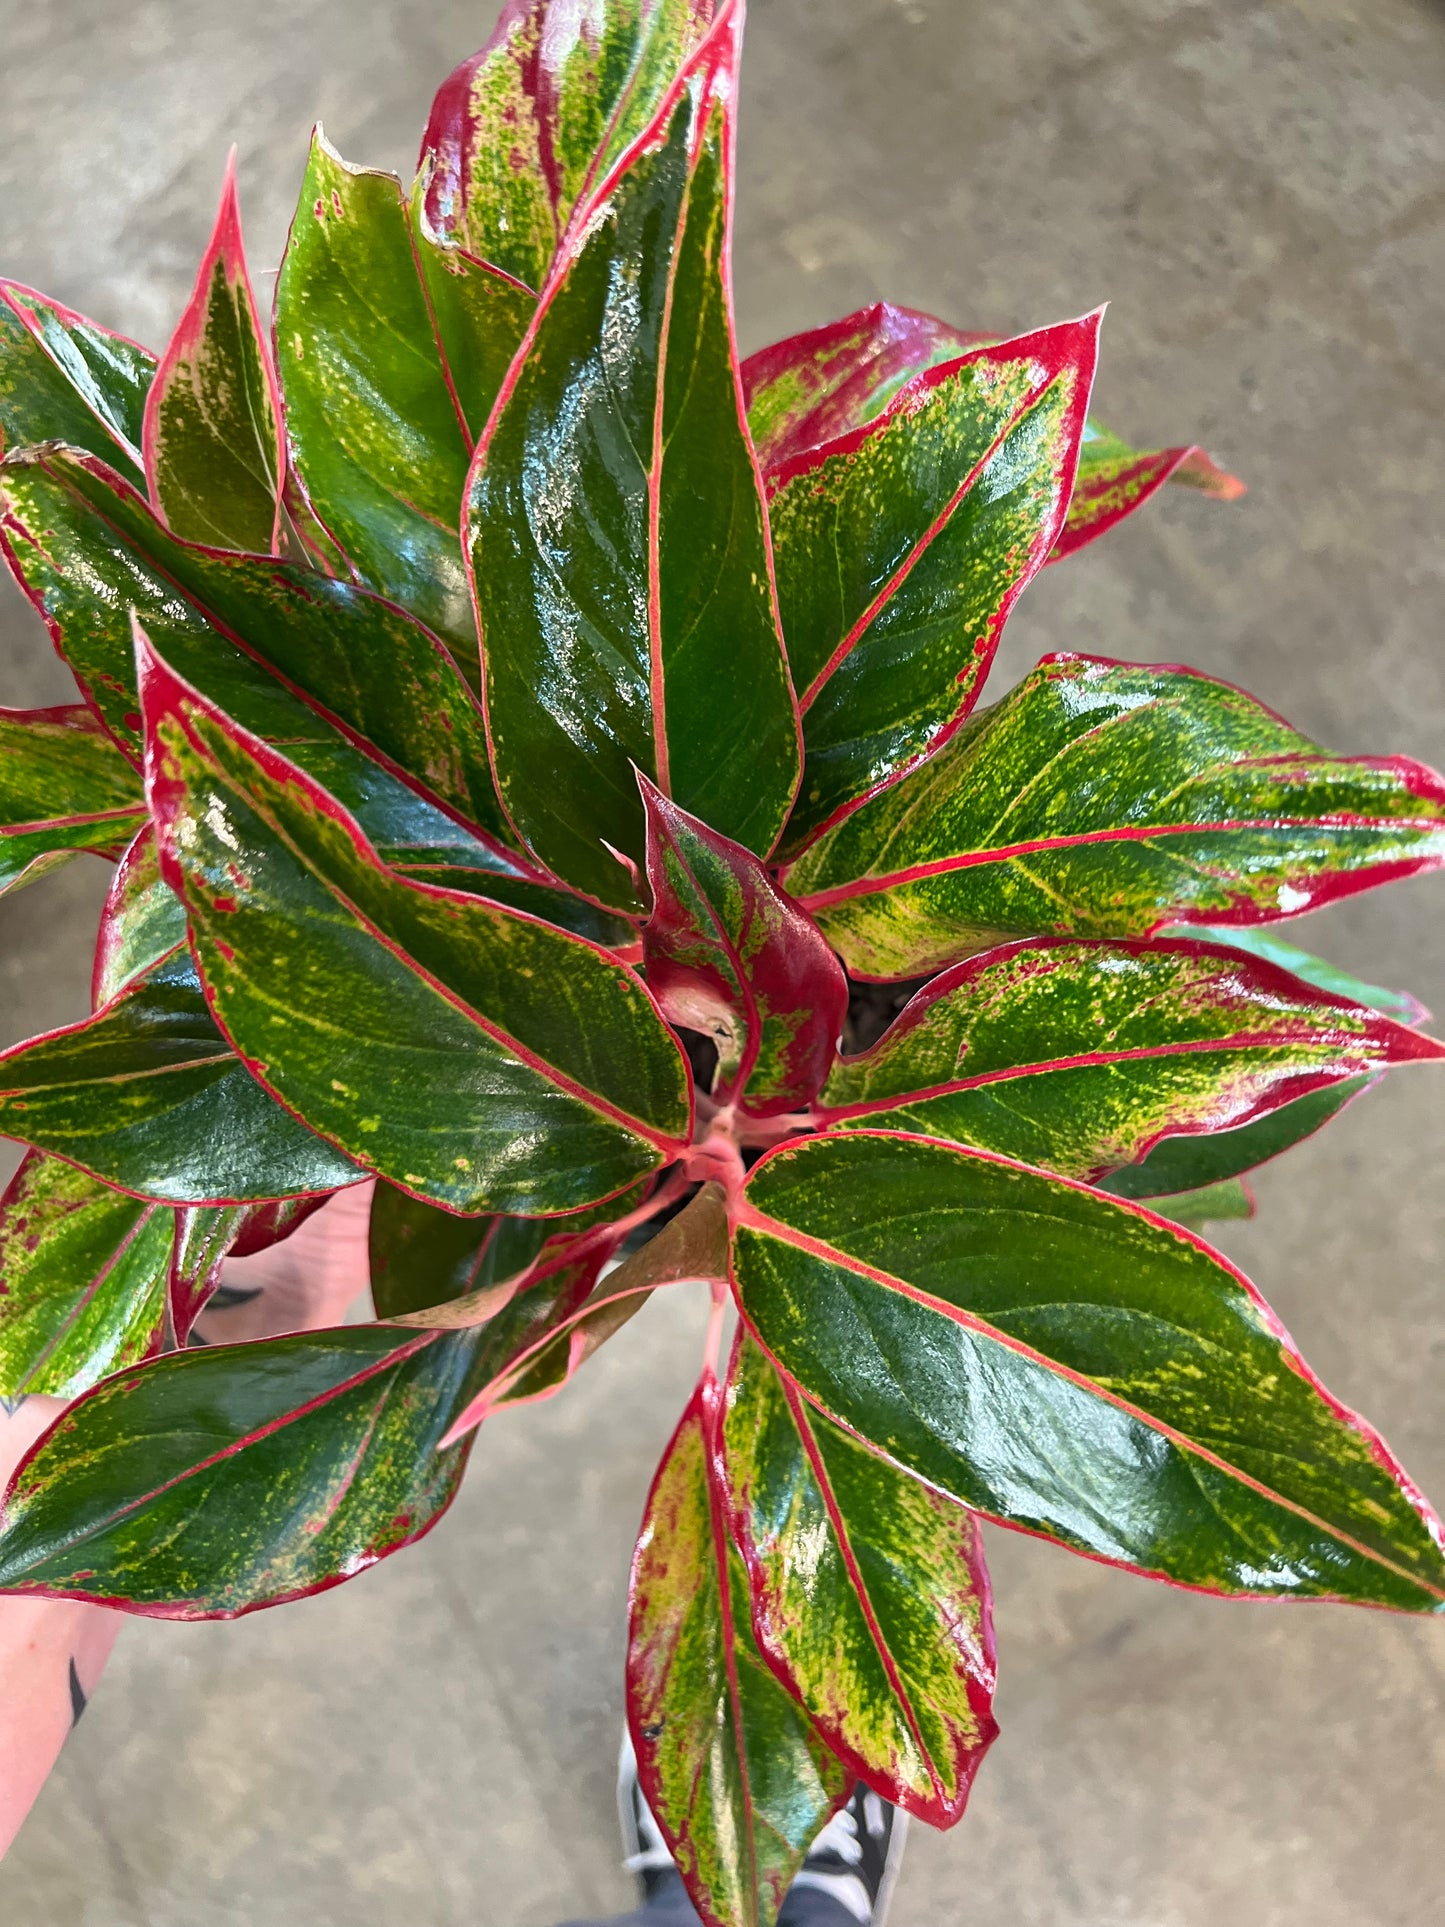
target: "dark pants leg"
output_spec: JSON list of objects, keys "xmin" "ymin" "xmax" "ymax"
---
[{"xmin": 557, "ymin": 1866, "xmax": 858, "ymax": 1926}]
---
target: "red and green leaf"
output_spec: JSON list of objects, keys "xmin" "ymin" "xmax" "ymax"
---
[
  {"xmin": 0, "ymin": 444, "xmax": 540, "ymax": 885},
  {"xmin": 731, "ymin": 1132, "xmax": 1445, "ymax": 1611},
  {"xmin": 1100, "ymin": 927, "xmax": 1428, "ymax": 1201},
  {"xmin": 419, "ymin": 0, "xmax": 721, "ymax": 294},
  {"xmin": 275, "ymin": 131, "xmax": 532, "ymax": 660},
  {"xmin": 0, "ymin": 1323, "xmax": 485, "ymax": 1615},
  {"xmin": 640, "ymin": 777, "xmax": 846, "ymax": 1115},
  {"xmin": 767, "ymin": 316, "xmax": 1098, "ymax": 852},
  {"xmin": 815, "ymin": 936, "xmax": 1444, "ymax": 1180},
  {"xmin": 143, "ymin": 150, "xmax": 284, "ymax": 554},
  {"xmin": 141, "ymin": 637, "xmax": 692, "ymax": 1215},
  {"xmin": 787, "ymin": 654, "xmax": 1445, "ymax": 980},
  {"xmin": 0, "ymin": 1152, "xmax": 173, "ymax": 1399},
  {"xmin": 0, "ymin": 280, "xmax": 154, "ymax": 484},
  {"xmin": 0, "ymin": 702, "xmax": 145, "ymax": 899},
  {"xmin": 467, "ymin": 12, "xmax": 799, "ymax": 909},
  {"xmin": 724, "ymin": 1329, "xmax": 997, "ymax": 1827},
  {"xmin": 742, "ymin": 301, "xmax": 1243, "ymax": 562},
  {"xmin": 1059, "ymin": 419, "xmax": 1244, "ymax": 561},
  {"xmin": 0, "ymin": 947, "xmax": 364, "ymax": 1204},
  {"xmin": 628, "ymin": 1369, "xmax": 849, "ymax": 1927}
]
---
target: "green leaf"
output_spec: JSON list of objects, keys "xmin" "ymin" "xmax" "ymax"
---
[
  {"xmin": 275, "ymin": 131, "xmax": 530, "ymax": 660},
  {"xmin": 1059, "ymin": 419, "xmax": 1244, "ymax": 561},
  {"xmin": 1099, "ymin": 933, "xmax": 1419, "ymax": 1200},
  {"xmin": 1097, "ymin": 1078, "xmax": 1370, "ymax": 1201},
  {"xmin": 142, "ymin": 152, "xmax": 284, "ymax": 553},
  {"xmin": 627, "ymin": 1370, "xmax": 849, "ymax": 1927},
  {"xmin": 0, "ymin": 947, "xmax": 364, "ymax": 1204},
  {"xmin": 816, "ymin": 936, "xmax": 1444, "ymax": 1180},
  {"xmin": 468, "ymin": 20, "xmax": 799, "ymax": 909},
  {"xmin": 1151, "ymin": 1178, "xmax": 1254, "ymax": 1227},
  {"xmin": 1160, "ymin": 922, "xmax": 1429, "ymax": 1029},
  {"xmin": 0, "ymin": 1151, "xmax": 171, "ymax": 1399},
  {"xmin": 91, "ymin": 826, "xmax": 189, "ymax": 1007},
  {"xmin": 368, "ymin": 1179, "xmax": 645, "ymax": 1321},
  {"xmin": 0, "ymin": 1324, "xmax": 484, "ymax": 1614},
  {"xmin": 409, "ymin": 179, "xmax": 537, "ymax": 443},
  {"xmin": 0, "ymin": 281, "xmax": 154, "ymax": 484},
  {"xmin": 768, "ymin": 317, "xmax": 1098, "ymax": 852},
  {"xmin": 141, "ymin": 637, "xmax": 692, "ymax": 1214},
  {"xmin": 787, "ymin": 654, "xmax": 1445, "ymax": 980},
  {"xmin": 419, "ymin": 0, "xmax": 721, "ymax": 293},
  {"xmin": 741, "ymin": 301, "xmax": 1242, "ymax": 562},
  {"xmin": 733, "ymin": 1131, "xmax": 1445, "ymax": 1610},
  {"xmin": 724, "ymin": 1329, "xmax": 997, "ymax": 1826},
  {"xmin": 0, "ymin": 703, "xmax": 145, "ymax": 899},
  {"xmin": 0, "ymin": 444, "xmax": 551, "ymax": 897}
]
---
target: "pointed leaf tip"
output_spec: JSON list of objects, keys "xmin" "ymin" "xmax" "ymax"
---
[{"xmin": 142, "ymin": 151, "xmax": 284, "ymax": 554}]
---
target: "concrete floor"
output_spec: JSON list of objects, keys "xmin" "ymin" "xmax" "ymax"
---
[{"xmin": 2, "ymin": 0, "xmax": 1444, "ymax": 1920}]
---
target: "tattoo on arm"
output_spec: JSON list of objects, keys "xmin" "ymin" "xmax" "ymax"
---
[{"xmin": 68, "ymin": 1657, "xmax": 87, "ymax": 1728}]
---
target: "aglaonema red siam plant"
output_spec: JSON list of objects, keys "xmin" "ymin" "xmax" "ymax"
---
[{"xmin": 0, "ymin": 1, "xmax": 1443, "ymax": 1916}]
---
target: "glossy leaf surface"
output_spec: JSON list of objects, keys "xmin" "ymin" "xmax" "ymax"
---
[
  {"xmin": 732, "ymin": 1132, "xmax": 1445, "ymax": 1609},
  {"xmin": 628, "ymin": 1371, "xmax": 848, "ymax": 1927},
  {"xmin": 816, "ymin": 937, "xmax": 1443, "ymax": 1180},
  {"xmin": 742, "ymin": 301, "xmax": 1242, "ymax": 561},
  {"xmin": 768, "ymin": 317, "xmax": 1097, "ymax": 851},
  {"xmin": 1154, "ymin": 1178, "xmax": 1254, "ymax": 1227},
  {"xmin": 0, "ymin": 1152, "xmax": 171, "ymax": 1399},
  {"xmin": 0, "ymin": 444, "xmax": 521, "ymax": 856},
  {"xmin": 409, "ymin": 179, "xmax": 535, "ymax": 443},
  {"xmin": 0, "ymin": 703, "xmax": 144, "ymax": 899},
  {"xmin": 0, "ymin": 948, "xmax": 363, "ymax": 1204},
  {"xmin": 1101, "ymin": 926, "xmax": 1424, "ymax": 1199},
  {"xmin": 788, "ymin": 655, "xmax": 1445, "ymax": 980},
  {"xmin": 641, "ymin": 777, "xmax": 846, "ymax": 1114},
  {"xmin": 143, "ymin": 152, "xmax": 283, "ymax": 553},
  {"xmin": 420, "ymin": 0, "xmax": 720, "ymax": 292},
  {"xmin": 0, "ymin": 282, "xmax": 153, "ymax": 484},
  {"xmin": 275, "ymin": 131, "xmax": 531, "ymax": 657},
  {"xmin": 142, "ymin": 643, "xmax": 691, "ymax": 1214},
  {"xmin": 0, "ymin": 1324, "xmax": 482, "ymax": 1615},
  {"xmin": 468, "ymin": 19, "xmax": 799, "ymax": 908},
  {"xmin": 724, "ymin": 1329, "xmax": 997, "ymax": 1826},
  {"xmin": 91, "ymin": 826, "xmax": 188, "ymax": 1007}
]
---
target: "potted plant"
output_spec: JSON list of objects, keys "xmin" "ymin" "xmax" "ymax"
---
[{"xmin": 0, "ymin": 2, "xmax": 1440, "ymax": 1920}]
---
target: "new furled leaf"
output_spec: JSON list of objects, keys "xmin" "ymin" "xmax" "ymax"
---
[
  {"xmin": 141, "ymin": 636, "xmax": 692, "ymax": 1214},
  {"xmin": 724, "ymin": 1328, "xmax": 998, "ymax": 1826},
  {"xmin": 641, "ymin": 776, "xmax": 847, "ymax": 1114},
  {"xmin": 143, "ymin": 151, "xmax": 284, "ymax": 553},
  {"xmin": 815, "ymin": 937, "xmax": 1444, "ymax": 1180},
  {"xmin": 468, "ymin": 10, "xmax": 799, "ymax": 908},
  {"xmin": 769, "ymin": 316, "xmax": 1098, "ymax": 851},
  {"xmin": 628, "ymin": 1368, "xmax": 849, "ymax": 1927},
  {"xmin": 732, "ymin": 1132, "xmax": 1445, "ymax": 1610},
  {"xmin": 788, "ymin": 655, "xmax": 1445, "ymax": 979}
]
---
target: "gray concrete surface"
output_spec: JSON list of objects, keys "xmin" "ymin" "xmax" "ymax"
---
[{"xmin": 1, "ymin": 0, "xmax": 1444, "ymax": 1920}]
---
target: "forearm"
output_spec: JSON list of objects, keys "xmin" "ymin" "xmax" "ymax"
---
[
  {"xmin": 0, "ymin": 1180, "xmax": 375, "ymax": 1859},
  {"xmin": 0, "ymin": 1395, "xmax": 121, "ymax": 1858}
]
